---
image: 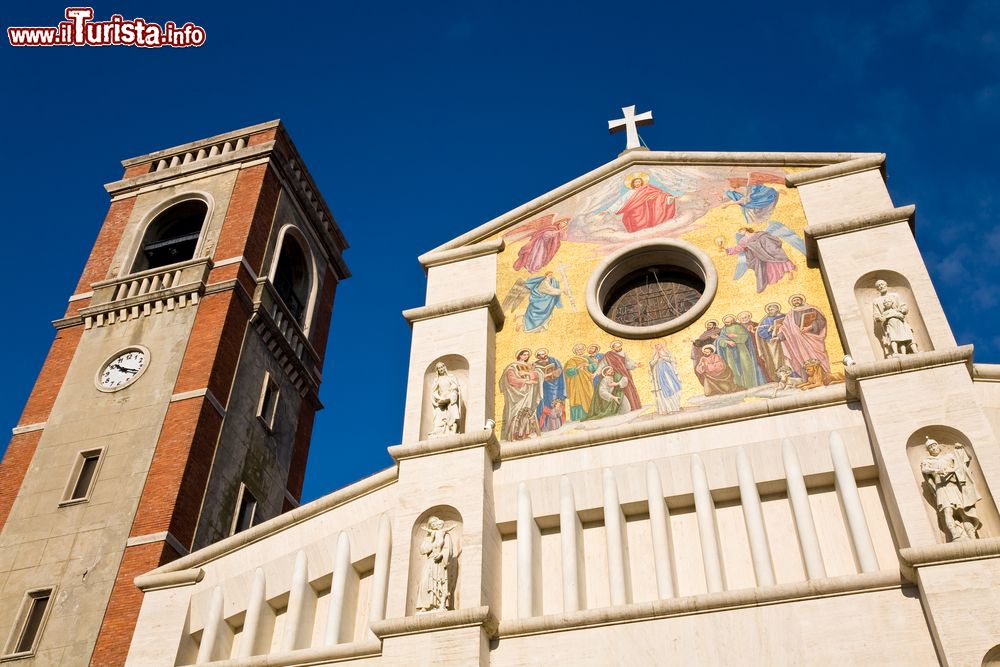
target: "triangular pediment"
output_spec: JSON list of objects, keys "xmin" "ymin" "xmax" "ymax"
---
[{"xmin": 425, "ymin": 150, "xmax": 880, "ymax": 256}]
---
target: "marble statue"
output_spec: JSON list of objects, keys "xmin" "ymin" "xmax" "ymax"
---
[
  {"xmin": 415, "ymin": 516, "xmax": 458, "ymax": 612},
  {"xmin": 873, "ymin": 279, "xmax": 918, "ymax": 357},
  {"xmin": 428, "ymin": 362, "xmax": 462, "ymax": 438},
  {"xmin": 920, "ymin": 437, "xmax": 982, "ymax": 541}
]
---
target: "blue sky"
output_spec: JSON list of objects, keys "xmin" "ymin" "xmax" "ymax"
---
[{"xmin": 1, "ymin": 1, "xmax": 997, "ymax": 501}]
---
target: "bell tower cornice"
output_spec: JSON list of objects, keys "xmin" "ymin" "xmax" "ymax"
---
[{"xmin": 105, "ymin": 120, "xmax": 349, "ymax": 281}]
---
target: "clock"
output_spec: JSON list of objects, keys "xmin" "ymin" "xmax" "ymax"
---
[{"xmin": 96, "ymin": 347, "xmax": 149, "ymax": 392}]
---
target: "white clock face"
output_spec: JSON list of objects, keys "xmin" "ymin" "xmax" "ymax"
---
[{"xmin": 98, "ymin": 349, "xmax": 147, "ymax": 390}]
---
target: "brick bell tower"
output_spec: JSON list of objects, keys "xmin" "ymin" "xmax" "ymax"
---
[{"xmin": 0, "ymin": 121, "xmax": 348, "ymax": 665}]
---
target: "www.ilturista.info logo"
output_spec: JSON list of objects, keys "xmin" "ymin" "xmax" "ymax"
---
[{"xmin": 8, "ymin": 7, "xmax": 206, "ymax": 47}]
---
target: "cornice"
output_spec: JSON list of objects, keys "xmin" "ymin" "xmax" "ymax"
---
[
  {"xmin": 388, "ymin": 430, "xmax": 500, "ymax": 463},
  {"xmin": 418, "ymin": 239, "xmax": 505, "ymax": 269},
  {"xmin": 371, "ymin": 606, "xmax": 499, "ymax": 639},
  {"xmin": 498, "ymin": 571, "xmax": 900, "ymax": 638},
  {"xmin": 845, "ymin": 346, "xmax": 974, "ymax": 397},
  {"xmin": 501, "ymin": 385, "xmax": 851, "ymax": 460},
  {"xmin": 144, "ymin": 466, "xmax": 398, "ymax": 574},
  {"xmin": 120, "ymin": 120, "xmax": 281, "ymax": 167},
  {"xmin": 804, "ymin": 205, "xmax": 915, "ymax": 263},
  {"xmin": 402, "ymin": 293, "xmax": 504, "ymax": 329},
  {"xmin": 898, "ymin": 536, "xmax": 1000, "ymax": 582},
  {"xmin": 428, "ymin": 152, "xmax": 881, "ymax": 254},
  {"xmin": 784, "ymin": 154, "xmax": 886, "ymax": 187}
]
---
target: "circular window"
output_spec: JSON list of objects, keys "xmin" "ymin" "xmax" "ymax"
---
[
  {"xmin": 604, "ymin": 266, "xmax": 705, "ymax": 328},
  {"xmin": 586, "ymin": 240, "xmax": 717, "ymax": 339}
]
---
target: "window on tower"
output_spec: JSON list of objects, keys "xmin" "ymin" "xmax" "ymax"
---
[
  {"xmin": 231, "ymin": 484, "xmax": 259, "ymax": 535},
  {"xmin": 132, "ymin": 199, "xmax": 208, "ymax": 273},
  {"xmin": 257, "ymin": 372, "xmax": 280, "ymax": 432},
  {"xmin": 3, "ymin": 588, "xmax": 53, "ymax": 658},
  {"xmin": 272, "ymin": 233, "xmax": 311, "ymax": 327},
  {"xmin": 59, "ymin": 448, "xmax": 105, "ymax": 506}
]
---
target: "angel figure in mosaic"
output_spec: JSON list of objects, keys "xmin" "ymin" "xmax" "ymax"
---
[{"xmin": 501, "ymin": 272, "xmax": 564, "ymax": 333}]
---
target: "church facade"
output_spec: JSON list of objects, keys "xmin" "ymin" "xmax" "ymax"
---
[{"xmin": 3, "ymin": 120, "xmax": 1000, "ymax": 666}]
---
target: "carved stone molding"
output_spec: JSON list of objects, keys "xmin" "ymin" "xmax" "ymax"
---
[
  {"xmin": 430, "ymin": 152, "xmax": 880, "ymax": 254},
  {"xmin": 194, "ymin": 640, "xmax": 382, "ymax": 667},
  {"xmin": 784, "ymin": 154, "xmax": 886, "ymax": 188},
  {"xmin": 898, "ymin": 536, "xmax": 1000, "ymax": 582},
  {"xmin": 973, "ymin": 363, "xmax": 1000, "ymax": 382},
  {"xmin": 500, "ymin": 385, "xmax": 850, "ymax": 460},
  {"xmin": 143, "ymin": 467, "xmax": 397, "ymax": 577},
  {"xmin": 844, "ymin": 345, "xmax": 974, "ymax": 397},
  {"xmin": 418, "ymin": 239, "xmax": 505, "ymax": 269},
  {"xmin": 370, "ymin": 605, "xmax": 499, "ymax": 640},
  {"xmin": 498, "ymin": 571, "xmax": 900, "ymax": 638},
  {"xmin": 134, "ymin": 568, "xmax": 204, "ymax": 592},
  {"xmin": 402, "ymin": 293, "xmax": 505, "ymax": 329},
  {"xmin": 803, "ymin": 205, "xmax": 915, "ymax": 263},
  {"xmin": 389, "ymin": 430, "xmax": 500, "ymax": 463}
]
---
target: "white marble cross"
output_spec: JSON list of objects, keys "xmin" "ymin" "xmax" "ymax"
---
[{"xmin": 608, "ymin": 105, "xmax": 653, "ymax": 150}]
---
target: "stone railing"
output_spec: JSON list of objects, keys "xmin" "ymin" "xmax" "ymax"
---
[
  {"xmin": 148, "ymin": 135, "xmax": 253, "ymax": 174},
  {"xmin": 82, "ymin": 257, "xmax": 211, "ymax": 328},
  {"xmin": 127, "ymin": 470, "xmax": 399, "ymax": 666},
  {"xmin": 252, "ymin": 281, "xmax": 321, "ymax": 392}
]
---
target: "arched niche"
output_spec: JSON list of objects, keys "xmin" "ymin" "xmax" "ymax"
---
[
  {"xmin": 905, "ymin": 426, "xmax": 999, "ymax": 543},
  {"xmin": 983, "ymin": 644, "xmax": 1000, "ymax": 666},
  {"xmin": 854, "ymin": 270, "xmax": 932, "ymax": 360},
  {"xmin": 419, "ymin": 355, "xmax": 469, "ymax": 441},
  {"xmin": 406, "ymin": 505, "xmax": 463, "ymax": 615},
  {"xmin": 269, "ymin": 225, "xmax": 317, "ymax": 331},
  {"xmin": 131, "ymin": 197, "xmax": 210, "ymax": 273}
]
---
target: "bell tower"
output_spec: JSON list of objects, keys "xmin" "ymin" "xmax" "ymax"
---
[{"xmin": 0, "ymin": 121, "xmax": 347, "ymax": 665}]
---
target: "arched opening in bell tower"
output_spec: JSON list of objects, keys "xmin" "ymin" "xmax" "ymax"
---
[
  {"xmin": 131, "ymin": 199, "xmax": 208, "ymax": 273},
  {"xmin": 272, "ymin": 233, "xmax": 312, "ymax": 327}
]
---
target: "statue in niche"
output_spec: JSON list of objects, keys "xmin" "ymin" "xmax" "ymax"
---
[
  {"xmin": 872, "ymin": 279, "xmax": 919, "ymax": 357},
  {"xmin": 920, "ymin": 437, "xmax": 982, "ymax": 541},
  {"xmin": 427, "ymin": 362, "xmax": 462, "ymax": 438},
  {"xmin": 415, "ymin": 516, "xmax": 458, "ymax": 612}
]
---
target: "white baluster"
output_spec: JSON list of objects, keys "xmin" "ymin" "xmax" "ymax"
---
[
  {"xmin": 736, "ymin": 449, "xmax": 775, "ymax": 587},
  {"xmin": 517, "ymin": 482, "xmax": 540, "ymax": 617},
  {"xmin": 239, "ymin": 568, "xmax": 274, "ymax": 659},
  {"xmin": 235, "ymin": 137, "xmax": 247, "ymax": 150},
  {"xmin": 222, "ymin": 141, "xmax": 234, "ymax": 153},
  {"xmin": 645, "ymin": 462, "xmax": 675, "ymax": 599},
  {"xmin": 196, "ymin": 147, "xmax": 208, "ymax": 160},
  {"xmin": 691, "ymin": 454, "xmax": 725, "ymax": 593},
  {"xmin": 602, "ymin": 468, "xmax": 630, "ymax": 605},
  {"xmin": 169, "ymin": 154, "xmax": 180, "ymax": 167},
  {"xmin": 829, "ymin": 432, "xmax": 879, "ymax": 573},
  {"xmin": 782, "ymin": 439, "xmax": 826, "ymax": 579},
  {"xmin": 324, "ymin": 532, "xmax": 353, "ymax": 646},
  {"xmin": 282, "ymin": 550, "xmax": 316, "ymax": 651},
  {"xmin": 155, "ymin": 158, "xmax": 168, "ymax": 171},
  {"xmin": 368, "ymin": 514, "xmax": 392, "ymax": 625},
  {"xmin": 182, "ymin": 151, "xmax": 195, "ymax": 164},
  {"xmin": 208, "ymin": 144, "xmax": 221, "ymax": 157},
  {"xmin": 196, "ymin": 586, "xmax": 230, "ymax": 663},
  {"xmin": 559, "ymin": 476, "xmax": 585, "ymax": 612}
]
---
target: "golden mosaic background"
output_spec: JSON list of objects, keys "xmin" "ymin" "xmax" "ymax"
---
[{"xmin": 490, "ymin": 165, "xmax": 845, "ymax": 439}]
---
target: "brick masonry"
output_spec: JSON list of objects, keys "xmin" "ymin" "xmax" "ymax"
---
[
  {"xmin": 89, "ymin": 540, "xmax": 180, "ymax": 667},
  {"xmin": 0, "ymin": 325, "xmax": 84, "ymax": 531}
]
